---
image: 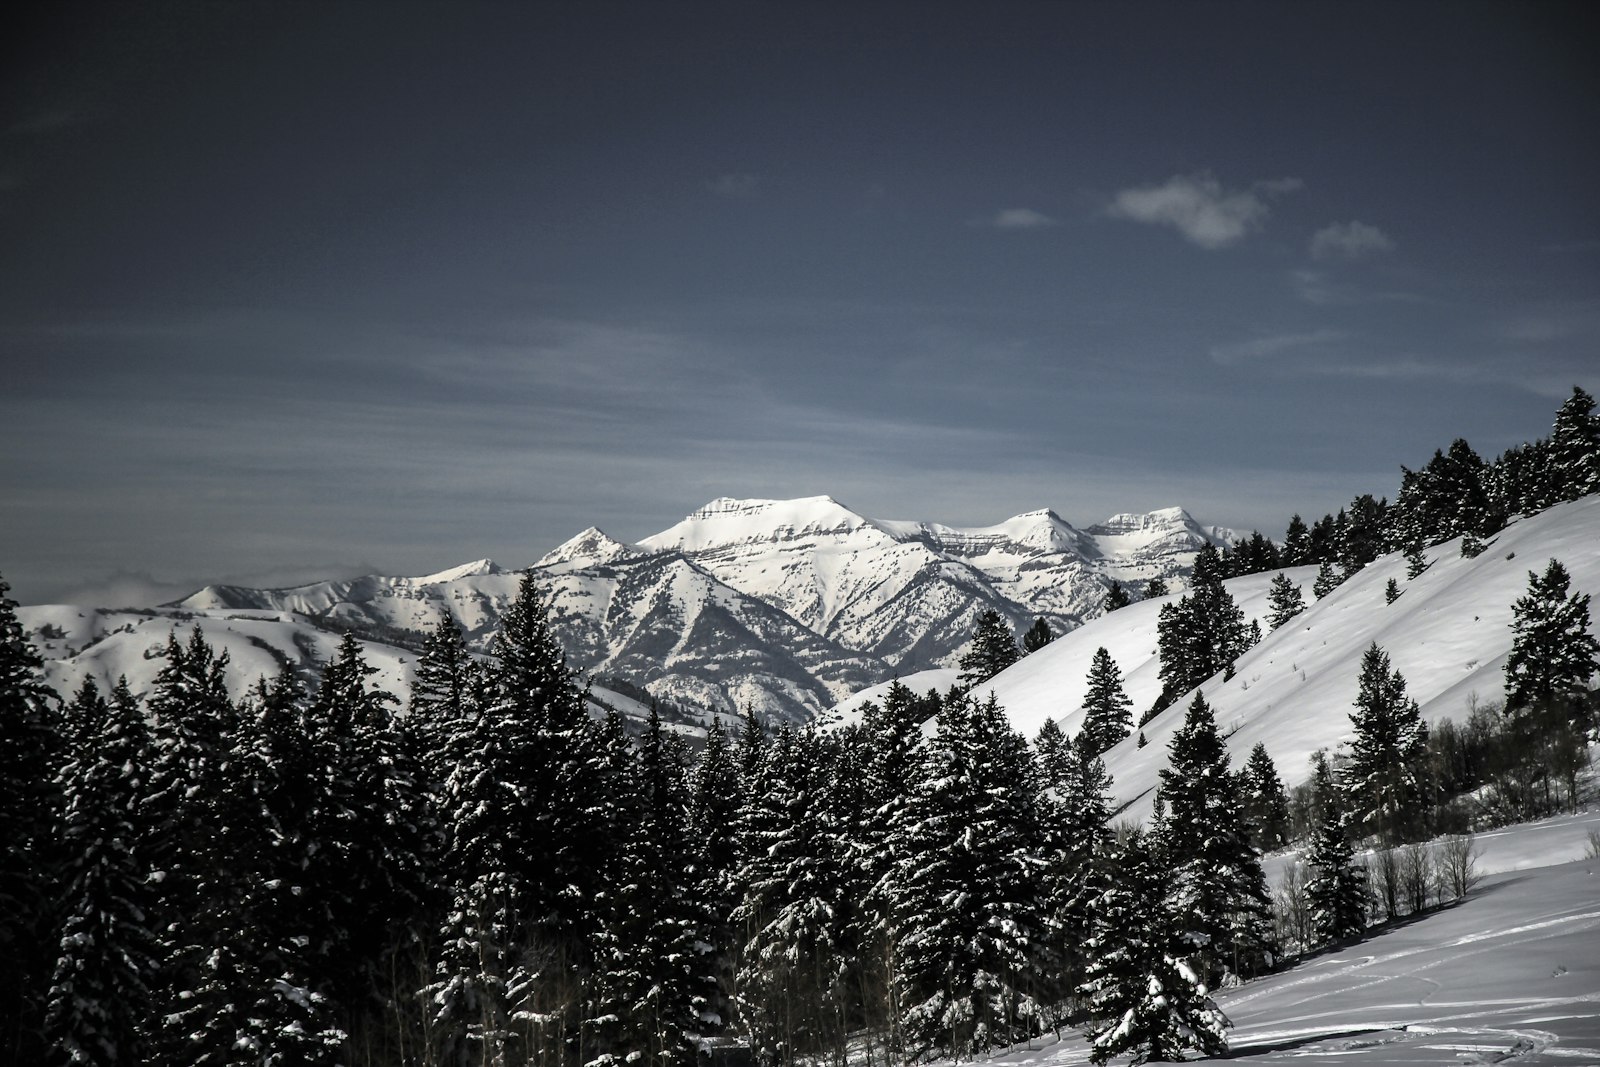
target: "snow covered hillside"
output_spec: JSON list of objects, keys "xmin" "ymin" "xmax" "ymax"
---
[
  {"xmin": 21, "ymin": 496, "xmax": 1238, "ymax": 725},
  {"xmin": 954, "ymin": 495, "xmax": 1600, "ymax": 821}
]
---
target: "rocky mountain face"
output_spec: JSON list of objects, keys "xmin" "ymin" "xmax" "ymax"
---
[{"xmin": 25, "ymin": 496, "xmax": 1236, "ymax": 725}]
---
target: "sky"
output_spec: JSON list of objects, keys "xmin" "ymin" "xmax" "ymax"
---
[{"xmin": 3, "ymin": 1, "xmax": 1598, "ymax": 606}]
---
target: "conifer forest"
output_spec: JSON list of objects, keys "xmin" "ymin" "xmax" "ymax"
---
[{"xmin": 3, "ymin": 391, "xmax": 1599, "ymax": 1067}]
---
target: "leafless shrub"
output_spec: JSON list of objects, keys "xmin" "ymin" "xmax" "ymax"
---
[
  {"xmin": 1401, "ymin": 843, "xmax": 1431, "ymax": 915},
  {"xmin": 1437, "ymin": 833, "xmax": 1482, "ymax": 900},
  {"xmin": 1585, "ymin": 828, "xmax": 1600, "ymax": 860},
  {"xmin": 1370, "ymin": 847, "xmax": 1401, "ymax": 920},
  {"xmin": 1273, "ymin": 860, "xmax": 1312, "ymax": 956}
]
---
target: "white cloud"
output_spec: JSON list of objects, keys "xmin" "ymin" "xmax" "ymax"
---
[
  {"xmin": 706, "ymin": 172, "xmax": 759, "ymax": 199},
  {"xmin": 1108, "ymin": 172, "xmax": 1300, "ymax": 249},
  {"xmin": 987, "ymin": 208, "xmax": 1057, "ymax": 230},
  {"xmin": 1310, "ymin": 220, "xmax": 1395, "ymax": 260},
  {"xmin": 1208, "ymin": 328, "xmax": 1347, "ymax": 366}
]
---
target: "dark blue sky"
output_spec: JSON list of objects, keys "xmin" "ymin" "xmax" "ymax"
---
[{"xmin": 3, "ymin": 1, "xmax": 1598, "ymax": 604}]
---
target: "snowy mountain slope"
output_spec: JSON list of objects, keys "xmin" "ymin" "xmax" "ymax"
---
[
  {"xmin": 23, "ymin": 495, "xmax": 1240, "ymax": 724},
  {"xmin": 965, "ymin": 495, "xmax": 1600, "ymax": 822},
  {"xmin": 16, "ymin": 602, "xmax": 686, "ymax": 737}
]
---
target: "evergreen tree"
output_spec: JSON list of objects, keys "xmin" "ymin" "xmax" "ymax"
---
[
  {"xmin": 958, "ymin": 609, "xmax": 1021, "ymax": 690},
  {"xmin": 1405, "ymin": 541, "xmax": 1428, "ymax": 579},
  {"xmin": 593, "ymin": 705, "xmax": 699, "ymax": 1067},
  {"xmin": 1023, "ymin": 616, "xmax": 1055, "ymax": 651},
  {"xmin": 1045, "ymin": 738, "xmax": 1116, "ymax": 1012},
  {"xmin": 892, "ymin": 694, "xmax": 1046, "ymax": 1059},
  {"xmin": 734, "ymin": 725, "xmax": 852, "ymax": 1066},
  {"xmin": 1079, "ymin": 647, "xmax": 1133, "ymax": 757},
  {"xmin": 0, "ymin": 572, "xmax": 59, "ymax": 1062},
  {"xmin": 1504, "ymin": 558, "xmax": 1600, "ymax": 720},
  {"xmin": 1079, "ymin": 830, "xmax": 1229, "ymax": 1066},
  {"xmin": 1151, "ymin": 691, "xmax": 1274, "ymax": 984},
  {"xmin": 1241, "ymin": 742, "xmax": 1291, "ymax": 852},
  {"xmin": 687, "ymin": 715, "xmax": 743, "ymax": 1041},
  {"xmin": 142, "ymin": 627, "xmax": 252, "ymax": 1064},
  {"xmin": 1103, "ymin": 582, "xmax": 1131, "ymax": 613},
  {"xmin": 1343, "ymin": 644, "xmax": 1429, "ymax": 845},
  {"xmin": 46, "ymin": 677, "xmax": 157, "ymax": 1067},
  {"xmin": 1033, "ymin": 718, "xmax": 1073, "ymax": 791},
  {"xmin": 1304, "ymin": 759, "xmax": 1367, "ymax": 947},
  {"xmin": 1384, "ymin": 578, "xmax": 1401, "ymax": 604},
  {"xmin": 1546, "ymin": 385, "xmax": 1600, "ymax": 504},
  {"xmin": 1144, "ymin": 575, "xmax": 1168, "ymax": 599},
  {"xmin": 1312, "ymin": 560, "xmax": 1342, "ymax": 599},
  {"xmin": 1283, "ymin": 515, "xmax": 1311, "ymax": 567},
  {"xmin": 304, "ymin": 633, "xmax": 427, "ymax": 1053},
  {"xmin": 1152, "ymin": 544, "xmax": 1247, "ymax": 713},
  {"xmin": 409, "ymin": 611, "xmax": 477, "ymax": 787},
  {"xmin": 1266, "ymin": 572, "xmax": 1305, "ymax": 630},
  {"xmin": 431, "ymin": 571, "xmax": 604, "ymax": 1067},
  {"xmin": 1460, "ymin": 529, "xmax": 1484, "ymax": 558}
]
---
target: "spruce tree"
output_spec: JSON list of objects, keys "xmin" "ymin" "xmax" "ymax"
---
[
  {"xmin": 1283, "ymin": 515, "xmax": 1311, "ymax": 566},
  {"xmin": 593, "ymin": 705, "xmax": 699, "ymax": 1067},
  {"xmin": 1312, "ymin": 560, "xmax": 1342, "ymax": 599},
  {"xmin": 1144, "ymin": 575, "xmax": 1168, "ymax": 599},
  {"xmin": 1547, "ymin": 385, "xmax": 1600, "ymax": 504},
  {"xmin": 1153, "ymin": 544, "xmax": 1247, "ymax": 713},
  {"xmin": 1033, "ymin": 717, "xmax": 1073, "ymax": 791},
  {"xmin": 1151, "ymin": 691, "xmax": 1274, "ymax": 984},
  {"xmin": 1504, "ymin": 558, "xmax": 1600, "ymax": 720},
  {"xmin": 1267, "ymin": 572, "xmax": 1305, "ymax": 629},
  {"xmin": 687, "ymin": 715, "xmax": 743, "ymax": 1040},
  {"xmin": 0, "ymin": 572, "xmax": 59, "ymax": 1062},
  {"xmin": 958, "ymin": 609, "xmax": 1021, "ymax": 690},
  {"xmin": 1304, "ymin": 758, "xmax": 1367, "ymax": 947},
  {"xmin": 1343, "ymin": 643, "xmax": 1429, "ymax": 845},
  {"xmin": 1079, "ymin": 830, "xmax": 1229, "ymax": 1066},
  {"xmin": 1023, "ymin": 616, "xmax": 1055, "ymax": 651},
  {"xmin": 892, "ymin": 694, "xmax": 1046, "ymax": 1059},
  {"xmin": 1079, "ymin": 647, "xmax": 1133, "ymax": 757},
  {"xmin": 1241, "ymin": 742, "xmax": 1291, "ymax": 852},
  {"xmin": 46, "ymin": 677, "xmax": 158, "ymax": 1067},
  {"xmin": 1405, "ymin": 541, "xmax": 1428, "ymax": 579},
  {"xmin": 1385, "ymin": 578, "xmax": 1401, "ymax": 604},
  {"xmin": 1103, "ymin": 582, "xmax": 1131, "ymax": 613}
]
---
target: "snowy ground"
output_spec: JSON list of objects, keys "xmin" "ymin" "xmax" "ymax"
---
[{"xmin": 968, "ymin": 816, "xmax": 1600, "ymax": 1065}]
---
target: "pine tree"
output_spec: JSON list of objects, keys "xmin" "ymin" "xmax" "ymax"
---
[
  {"xmin": 1103, "ymin": 582, "xmax": 1131, "ymax": 613},
  {"xmin": 142, "ymin": 627, "xmax": 252, "ymax": 1064},
  {"xmin": 1547, "ymin": 385, "xmax": 1600, "ymax": 504},
  {"xmin": 304, "ymin": 633, "xmax": 427, "ymax": 1054},
  {"xmin": 0, "ymin": 572, "xmax": 59, "ymax": 1062},
  {"xmin": 1343, "ymin": 644, "xmax": 1429, "ymax": 846},
  {"xmin": 409, "ymin": 610, "xmax": 477, "ymax": 786},
  {"xmin": 1283, "ymin": 515, "xmax": 1311, "ymax": 566},
  {"xmin": 1312, "ymin": 560, "xmax": 1342, "ymax": 599},
  {"xmin": 1044, "ymin": 738, "xmax": 1116, "ymax": 1013},
  {"xmin": 958, "ymin": 609, "xmax": 1021, "ymax": 690},
  {"xmin": 1151, "ymin": 691, "xmax": 1274, "ymax": 985},
  {"xmin": 1385, "ymin": 578, "xmax": 1401, "ymax": 604},
  {"xmin": 1079, "ymin": 830, "xmax": 1229, "ymax": 1066},
  {"xmin": 1079, "ymin": 647, "xmax": 1133, "ymax": 757},
  {"xmin": 1241, "ymin": 742, "xmax": 1291, "ymax": 852},
  {"xmin": 1023, "ymin": 616, "xmax": 1055, "ymax": 651},
  {"xmin": 1504, "ymin": 558, "xmax": 1600, "ymax": 719},
  {"xmin": 1144, "ymin": 575, "xmax": 1168, "ymax": 599},
  {"xmin": 1153, "ymin": 544, "xmax": 1247, "ymax": 713},
  {"xmin": 1267, "ymin": 573, "xmax": 1305, "ymax": 630},
  {"xmin": 593, "ymin": 705, "xmax": 699, "ymax": 1067},
  {"xmin": 46, "ymin": 677, "xmax": 158, "ymax": 1066},
  {"xmin": 1033, "ymin": 718, "xmax": 1073, "ymax": 790},
  {"xmin": 892, "ymin": 694, "xmax": 1046, "ymax": 1059},
  {"xmin": 734, "ymin": 725, "xmax": 853, "ymax": 1066},
  {"xmin": 1304, "ymin": 759, "xmax": 1367, "ymax": 947},
  {"xmin": 1405, "ymin": 542, "xmax": 1428, "ymax": 579},
  {"xmin": 431, "ymin": 571, "xmax": 605, "ymax": 1067}
]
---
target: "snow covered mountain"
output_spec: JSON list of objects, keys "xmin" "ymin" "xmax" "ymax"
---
[
  {"xmin": 853, "ymin": 494, "xmax": 1600, "ymax": 823},
  {"xmin": 18, "ymin": 496, "xmax": 1236, "ymax": 725}
]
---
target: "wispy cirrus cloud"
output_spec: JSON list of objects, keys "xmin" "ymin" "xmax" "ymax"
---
[
  {"xmin": 1311, "ymin": 220, "xmax": 1394, "ymax": 260},
  {"xmin": 980, "ymin": 207, "xmax": 1058, "ymax": 230},
  {"xmin": 1108, "ymin": 172, "xmax": 1301, "ymax": 249},
  {"xmin": 1208, "ymin": 328, "xmax": 1348, "ymax": 366}
]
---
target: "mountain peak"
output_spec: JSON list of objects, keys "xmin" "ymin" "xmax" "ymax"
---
[
  {"xmin": 413, "ymin": 558, "xmax": 502, "ymax": 583},
  {"xmin": 1088, "ymin": 507, "xmax": 1196, "ymax": 535},
  {"xmin": 640, "ymin": 495, "xmax": 877, "ymax": 554},
  {"xmin": 536, "ymin": 527, "xmax": 633, "ymax": 570}
]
